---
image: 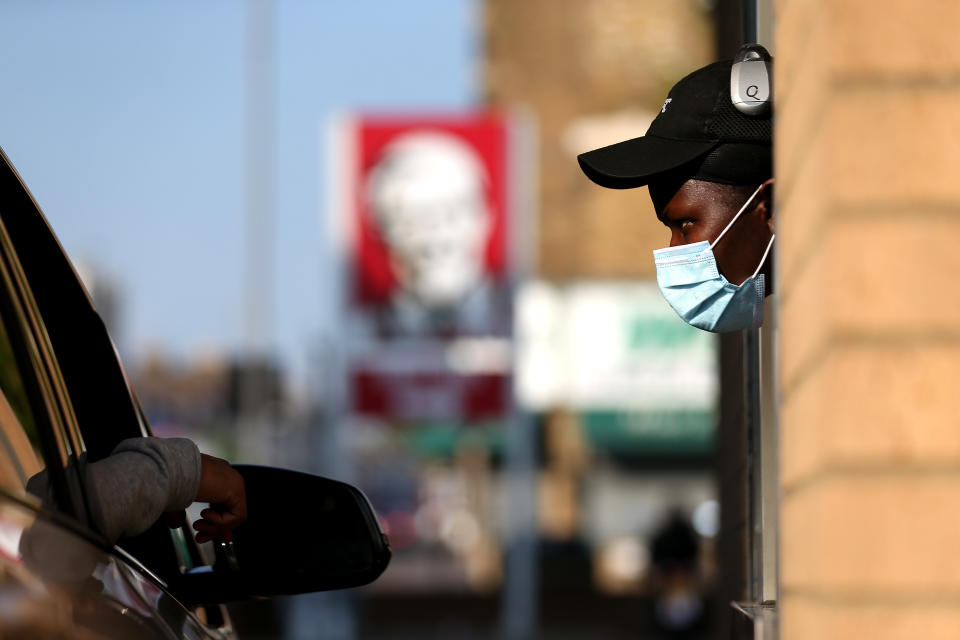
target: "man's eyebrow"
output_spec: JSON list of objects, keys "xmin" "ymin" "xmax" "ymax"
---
[{"xmin": 655, "ymin": 202, "xmax": 679, "ymax": 223}]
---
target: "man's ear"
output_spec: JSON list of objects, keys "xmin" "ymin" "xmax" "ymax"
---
[{"xmin": 755, "ymin": 178, "xmax": 774, "ymax": 233}]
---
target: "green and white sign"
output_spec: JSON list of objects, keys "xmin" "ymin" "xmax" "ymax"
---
[{"xmin": 516, "ymin": 281, "xmax": 717, "ymax": 454}]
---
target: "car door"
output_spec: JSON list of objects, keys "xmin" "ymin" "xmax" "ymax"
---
[{"xmin": 0, "ymin": 145, "xmax": 232, "ymax": 639}]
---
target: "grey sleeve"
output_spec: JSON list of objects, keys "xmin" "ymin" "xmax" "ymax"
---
[{"xmin": 84, "ymin": 437, "xmax": 202, "ymax": 544}]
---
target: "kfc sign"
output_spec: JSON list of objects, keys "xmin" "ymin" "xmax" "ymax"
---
[
  {"xmin": 347, "ymin": 115, "xmax": 511, "ymax": 338},
  {"xmin": 337, "ymin": 114, "xmax": 518, "ymax": 421}
]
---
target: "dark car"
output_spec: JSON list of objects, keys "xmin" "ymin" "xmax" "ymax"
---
[{"xmin": 0, "ymin": 147, "xmax": 390, "ymax": 639}]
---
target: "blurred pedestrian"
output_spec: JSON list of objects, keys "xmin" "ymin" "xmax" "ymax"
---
[{"xmin": 649, "ymin": 510, "xmax": 706, "ymax": 637}]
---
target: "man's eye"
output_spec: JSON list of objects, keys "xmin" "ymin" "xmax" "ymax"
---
[{"xmin": 680, "ymin": 220, "xmax": 694, "ymax": 231}]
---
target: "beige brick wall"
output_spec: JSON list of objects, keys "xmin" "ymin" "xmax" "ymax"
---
[{"xmin": 777, "ymin": 0, "xmax": 960, "ymax": 637}]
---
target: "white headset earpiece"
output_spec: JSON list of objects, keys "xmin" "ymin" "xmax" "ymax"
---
[{"xmin": 730, "ymin": 44, "xmax": 772, "ymax": 116}]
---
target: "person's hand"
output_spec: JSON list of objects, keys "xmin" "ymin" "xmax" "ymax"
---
[{"xmin": 191, "ymin": 454, "xmax": 247, "ymax": 543}]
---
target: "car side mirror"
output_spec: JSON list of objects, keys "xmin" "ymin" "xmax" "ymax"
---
[{"xmin": 173, "ymin": 465, "xmax": 390, "ymax": 605}]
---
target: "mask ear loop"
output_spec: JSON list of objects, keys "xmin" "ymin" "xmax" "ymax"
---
[
  {"xmin": 751, "ymin": 233, "xmax": 776, "ymax": 279},
  {"xmin": 709, "ymin": 182, "xmax": 765, "ymax": 250}
]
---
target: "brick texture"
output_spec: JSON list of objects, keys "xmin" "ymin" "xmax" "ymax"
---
[
  {"xmin": 777, "ymin": 0, "xmax": 960, "ymax": 637},
  {"xmin": 779, "ymin": 217, "xmax": 960, "ymax": 391},
  {"xmin": 782, "ymin": 594, "xmax": 960, "ymax": 640},
  {"xmin": 830, "ymin": 91, "xmax": 960, "ymax": 204},
  {"xmin": 782, "ymin": 475, "xmax": 960, "ymax": 592},
  {"xmin": 832, "ymin": 0, "xmax": 960, "ymax": 75},
  {"xmin": 777, "ymin": 220, "xmax": 829, "ymax": 388},
  {"xmin": 781, "ymin": 344, "xmax": 960, "ymax": 488},
  {"xmin": 773, "ymin": 0, "xmax": 829, "ymax": 103}
]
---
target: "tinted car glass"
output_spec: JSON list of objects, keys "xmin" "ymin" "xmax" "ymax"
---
[
  {"xmin": 0, "ymin": 154, "xmax": 144, "ymax": 463},
  {"xmin": 0, "ymin": 314, "xmax": 43, "ymax": 490},
  {"xmin": 0, "ymin": 152, "xmax": 189, "ymax": 579}
]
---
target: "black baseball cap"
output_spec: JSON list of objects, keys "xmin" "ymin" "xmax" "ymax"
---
[{"xmin": 577, "ymin": 59, "xmax": 772, "ymax": 189}]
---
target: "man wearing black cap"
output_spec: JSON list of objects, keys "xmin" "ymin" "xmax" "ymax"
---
[{"xmin": 578, "ymin": 57, "xmax": 774, "ymax": 333}]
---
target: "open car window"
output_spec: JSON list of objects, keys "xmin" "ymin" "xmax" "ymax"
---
[
  {"xmin": 0, "ymin": 150, "xmax": 146, "ymax": 463},
  {"xmin": 0, "ymin": 148, "xmax": 191, "ymax": 580},
  {"xmin": 0, "ymin": 218, "xmax": 89, "ymax": 528}
]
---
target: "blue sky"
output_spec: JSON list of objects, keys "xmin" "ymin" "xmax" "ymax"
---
[{"xmin": 0, "ymin": 1, "xmax": 478, "ymax": 392}]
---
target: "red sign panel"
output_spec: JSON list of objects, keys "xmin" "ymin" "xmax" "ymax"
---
[{"xmin": 342, "ymin": 113, "xmax": 515, "ymax": 420}]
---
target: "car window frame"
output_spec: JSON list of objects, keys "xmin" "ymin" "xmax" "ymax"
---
[
  {"xmin": 0, "ymin": 213, "xmax": 90, "ymax": 525},
  {"xmin": 0, "ymin": 148, "xmax": 231, "ymax": 624},
  {"xmin": 0, "ymin": 150, "xmax": 147, "ymax": 461}
]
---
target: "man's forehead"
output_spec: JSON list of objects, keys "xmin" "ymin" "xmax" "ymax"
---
[
  {"xmin": 649, "ymin": 174, "xmax": 698, "ymax": 220},
  {"xmin": 652, "ymin": 179, "xmax": 743, "ymax": 221}
]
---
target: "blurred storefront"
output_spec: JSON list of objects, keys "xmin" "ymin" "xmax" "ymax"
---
[
  {"xmin": 111, "ymin": 1, "xmax": 960, "ymax": 638},
  {"xmin": 334, "ymin": 113, "xmax": 520, "ymax": 600},
  {"xmin": 325, "ymin": 2, "xmax": 727, "ymax": 639},
  {"xmin": 129, "ymin": 1, "xmax": 749, "ymax": 638},
  {"xmin": 483, "ymin": 1, "xmax": 721, "ymax": 638}
]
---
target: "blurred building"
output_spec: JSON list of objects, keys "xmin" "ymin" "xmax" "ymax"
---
[
  {"xmin": 316, "ymin": 4, "xmax": 726, "ymax": 639},
  {"xmin": 134, "ymin": 351, "xmax": 230, "ymax": 424},
  {"xmin": 131, "ymin": 352, "xmax": 294, "ymax": 463},
  {"xmin": 482, "ymin": 1, "xmax": 722, "ymax": 638},
  {"xmin": 484, "ymin": 0, "xmax": 713, "ymax": 280},
  {"xmin": 326, "ymin": 112, "xmax": 522, "ymax": 640}
]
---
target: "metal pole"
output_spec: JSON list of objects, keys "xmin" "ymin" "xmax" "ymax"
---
[
  {"xmin": 499, "ymin": 113, "xmax": 539, "ymax": 640},
  {"xmin": 744, "ymin": 327, "xmax": 763, "ymax": 602},
  {"xmin": 501, "ymin": 411, "xmax": 538, "ymax": 640},
  {"xmin": 243, "ymin": 0, "xmax": 276, "ymax": 363},
  {"xmin": 240, "ymin": 0, "xmax": 277, "ymax": 464},
  {"xmin": 742, "ymin": 0, "xmax": 765, "ymax": 606},
  {"xmin": 742, "ymin": 0, "xmax": 758, "ymax": 44}
]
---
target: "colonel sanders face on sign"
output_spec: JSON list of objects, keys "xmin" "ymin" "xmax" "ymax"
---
[{"xmin": 365, "ymin": 132, "xmax": 492, "ymax": 309}]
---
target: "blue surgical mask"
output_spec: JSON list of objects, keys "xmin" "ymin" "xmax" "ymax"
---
[{"xmin": 653, "ymin": 184, "xmax": 774, "ymax": 333}]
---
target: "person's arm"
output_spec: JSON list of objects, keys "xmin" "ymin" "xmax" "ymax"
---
[
  {"xmin": 81, "ymin": 437, "xmax": 200, "ymax": 543},
  {"xmin": 80, "ymin": 437, "xmax": 245, "ymax": 545}
]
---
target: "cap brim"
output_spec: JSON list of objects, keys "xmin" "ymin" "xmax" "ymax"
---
[{"xmin": 577, "ymin": 135, "xmax": 719, "ymax": 189}]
